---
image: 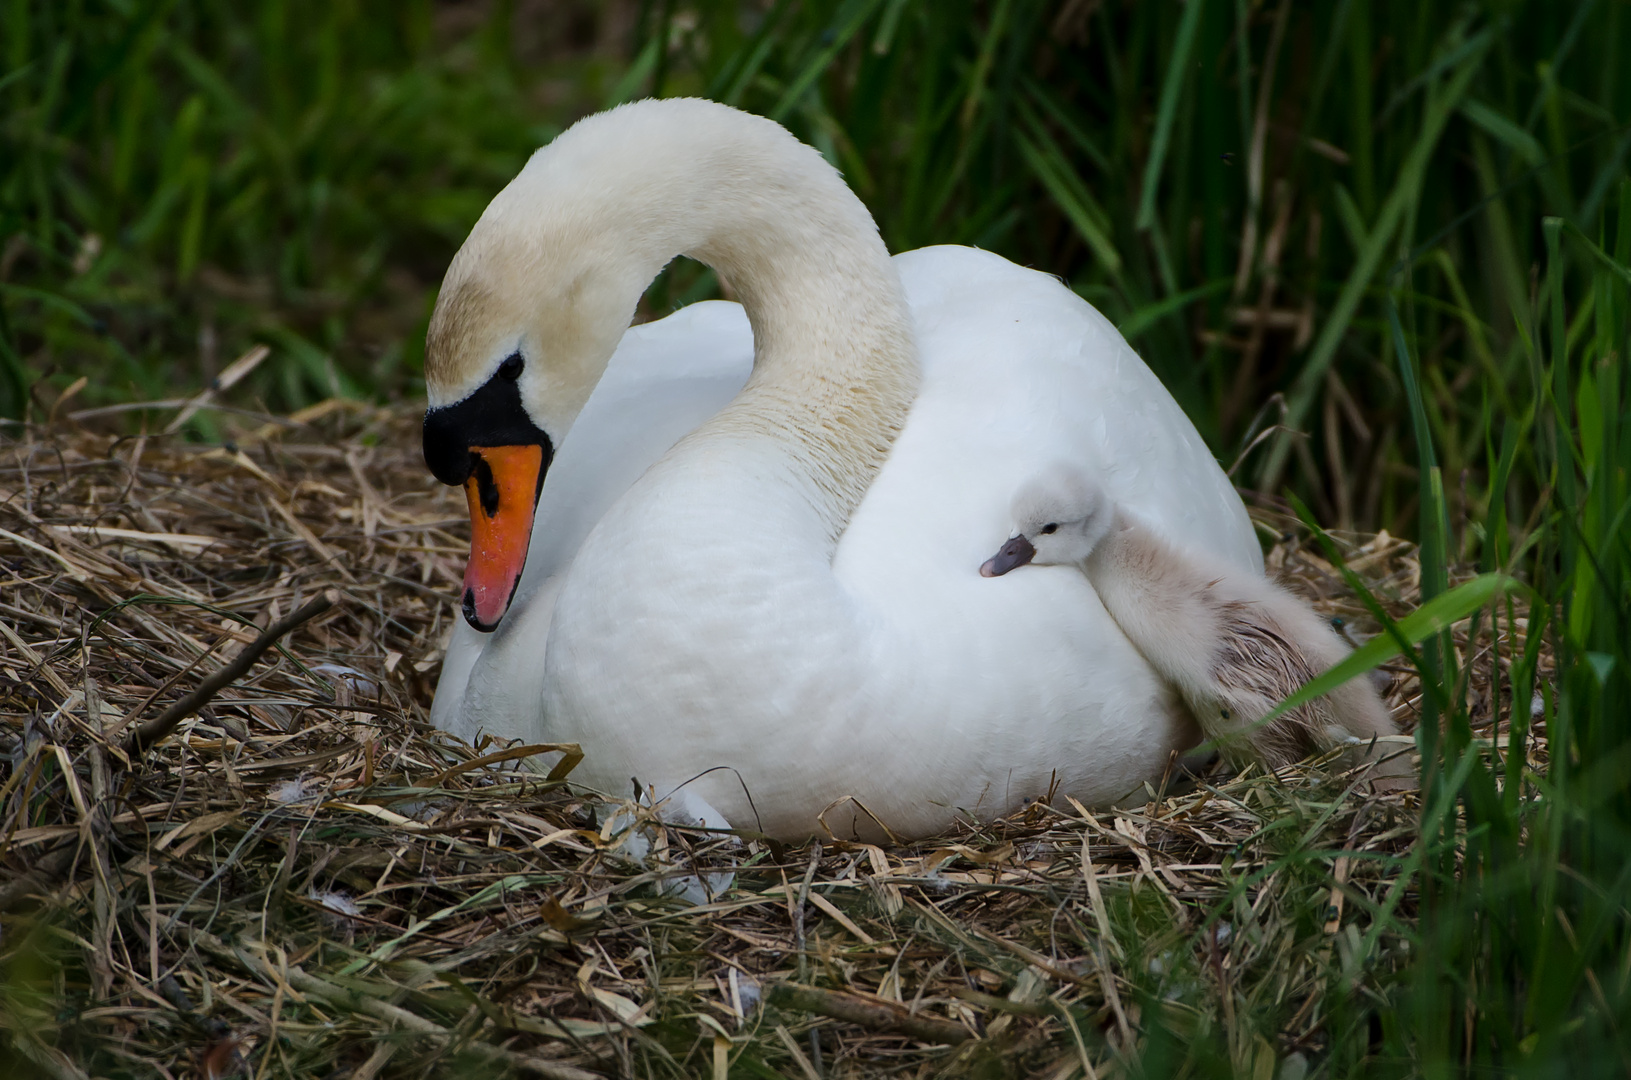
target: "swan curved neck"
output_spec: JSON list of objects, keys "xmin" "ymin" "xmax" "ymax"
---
[
  {"xmin": 523, "ymin": 101, "xmax": 920, "ymax": 536},
  {"xmin": 689, "ymin": 215, "xmax": 919, "ymax": 538}
]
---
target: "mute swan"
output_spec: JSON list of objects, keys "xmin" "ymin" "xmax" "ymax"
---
[
  {"xmin": 422, "ymin": 98, "xmax": 1263, "ymax": 840},
  {"xmin": 981, "ymin": 463, "xmax": 1405, "ymax": 783}
]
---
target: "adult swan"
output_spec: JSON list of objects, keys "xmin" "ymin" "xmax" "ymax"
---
[{"xmin": 422, "ymin": 99, "xmax": 1261, "ymax": 840}]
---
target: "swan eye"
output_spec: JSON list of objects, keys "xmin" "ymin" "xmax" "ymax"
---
[
  {"xmin": 1220, "ymin": 708, "xmax": 1231, "ymax": 719},
  {"xmin": 498, "ymin": 353, "xmax": 524, "ymax": 380},
  {"xmin": 1040, "ymin": 523, "xmax": 1058, "ymax": 535}
]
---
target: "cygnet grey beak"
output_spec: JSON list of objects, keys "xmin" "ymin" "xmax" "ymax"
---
[{"xmin": 980, "ymin": 534, "xmax": 1036, "ymax": 577}]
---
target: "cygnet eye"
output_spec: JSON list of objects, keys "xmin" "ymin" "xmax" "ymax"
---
[
  {"xmin": 498, "ymin": 353, "xmax": 524, "ymax": 380},
  {"xmin": 1040, "ymin": 523, "xmax": 1059, "ymax": 535}
]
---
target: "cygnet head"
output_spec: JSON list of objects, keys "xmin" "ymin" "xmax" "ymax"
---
[{"xmin": 980, "ymin": 463, "xmax": 1115, "ymax": 577}]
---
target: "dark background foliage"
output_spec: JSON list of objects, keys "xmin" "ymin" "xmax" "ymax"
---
[{"xmin": 4, "ymin": 1, "xmax": 1627, "ymax": 534}]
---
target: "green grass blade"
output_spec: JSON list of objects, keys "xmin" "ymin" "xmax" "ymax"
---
[
  {"xmin": 1389, "ymin": 294, "xmax": 1450, "ymax": 598},
  {"xmin": 604, "ymin": 34, "xmax": 660, "ymax": 109},
  {"xmin": 1118, "ymin": 278, "xmax": 1228, "ymax": 340},
  {"xmin": 1135, "ymin": 0, "xmax": 1206, "ymax": 231},
  {"xmin": 1252, "ymin": 573, "xmax": 1519, "ymax": 732},
  {"xmin": 1014, "ymin": 129, "xmax": 1123, "ymax": 276},
  {"xmin": 769, "ymin": 0, "xmax": 883, "ymax": 122},
  {"xmin": 1460, "ymin": 98, "xmax": 1545, "ymax": 166}
]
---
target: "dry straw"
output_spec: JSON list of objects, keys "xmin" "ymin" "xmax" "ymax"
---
[{"xmin": 0, "ymin": 402, "xmax": 1542, "ymax": 1078}]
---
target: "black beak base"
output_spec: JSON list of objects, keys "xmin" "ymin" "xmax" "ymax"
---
[{"xmin": 423, "ymin": 358, "xmax": 553, "ymax": 487}]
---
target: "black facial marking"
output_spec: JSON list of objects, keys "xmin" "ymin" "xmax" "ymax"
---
[
  {"xmin": 471, "ymin": 454, "xmax": 500, "ymax": 517},
  {"xmin": 423, "ymin": 354, "xmax": 553, "ymax": 487}
]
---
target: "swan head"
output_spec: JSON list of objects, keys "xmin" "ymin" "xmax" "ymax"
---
[
  {"xmin": 421, "ymin": 98, "xmax": 902, "ymax": 631},
  {"xmin": 422, "ymin": 240, "xmax": 647, "ymax": 631},
  {"xmin": 421, "ymin": 105, "xmax": 697, "ymax": 631},
  {"xmin": 980, "ymin": 463, "xmax": 1114, "ymax": 577}
]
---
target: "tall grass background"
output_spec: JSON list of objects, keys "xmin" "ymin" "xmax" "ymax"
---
[{"xmin": 2, "ymin": 0, "xmax": 1629, "ymax": 1073}]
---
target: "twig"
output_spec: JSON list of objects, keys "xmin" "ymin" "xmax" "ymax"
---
[
  {"xmin": 122, "ymin": 590, "xmax": 338, "ymax": 756},
  {"xmin": 164, "ymin": 344, "xmax": 270, "ymax": 434},
  {"xmin": 794, "ymin": 840, "xmax": 821, "ymax": 982},
  {"xmin": 85, "ymin": 674, "xmax": 115, "ymax": 1000},
  {"xmin": 765, "ymin": 982, "xmax": 972, "ymax": 1045}
]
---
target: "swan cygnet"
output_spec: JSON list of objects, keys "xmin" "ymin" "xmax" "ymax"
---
[{"xmin": 981, "ymin": 464, "xmax": 1409, "ymax": 787}]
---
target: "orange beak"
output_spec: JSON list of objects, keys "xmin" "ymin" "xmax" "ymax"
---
[{"xmin": 461, "ymin": 444, "xmax": 544, "ymax": 631}]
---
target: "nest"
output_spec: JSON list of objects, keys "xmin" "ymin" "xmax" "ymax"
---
[{"xmin": 0, "ymin": 402, "xmax": 1542, "ymax": 1079}]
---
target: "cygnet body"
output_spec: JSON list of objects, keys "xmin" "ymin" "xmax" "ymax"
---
[{"xmin": 982, "ymin": 463, "xmax": 1406, "ymax": 784}]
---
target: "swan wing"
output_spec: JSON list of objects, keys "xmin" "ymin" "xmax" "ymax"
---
[
  {"xmin": 875, "ymin": 245, "xmax": 1257, "ymax": 573},
  {"xmin": 791, "ymin": 246, "xmax": 1259, "ymax": 829}
]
